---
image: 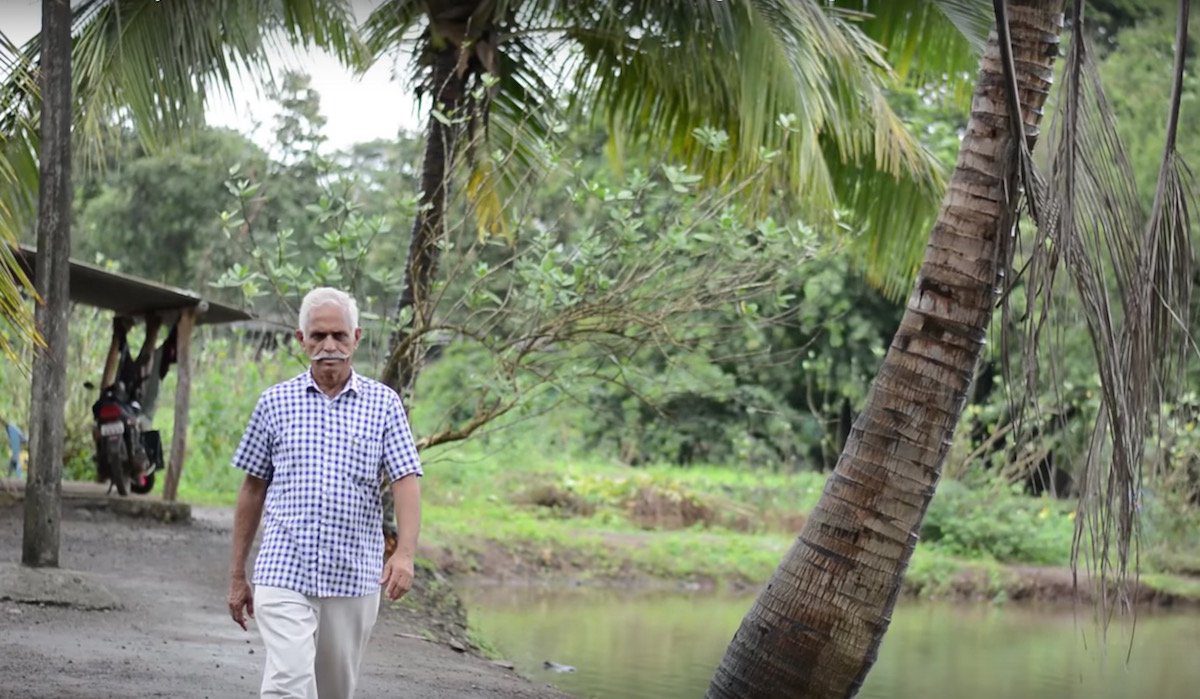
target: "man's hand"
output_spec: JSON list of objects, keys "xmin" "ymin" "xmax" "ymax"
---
[
  {"xmin": 228, "ymin": 475, "xmax": 267, "ymax": 631},
  {"xmin": 379, "ymin": 553, "xmax": 414, "ymax": 601},
  {"xmin": 228, "ymin": 576, "xmax": 254, "ymax": 631}
]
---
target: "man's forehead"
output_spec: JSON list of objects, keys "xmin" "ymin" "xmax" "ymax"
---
[{"xmin": 306, "ymin": 304, "xmax": 354, "ymax": 329}]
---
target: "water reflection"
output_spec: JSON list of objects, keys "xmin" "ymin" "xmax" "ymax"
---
[{"xmin": 463, "ymin": 584, "xmax": 1200, "ymax": 699}]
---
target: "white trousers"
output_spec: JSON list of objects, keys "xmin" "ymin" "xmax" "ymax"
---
[{"xmin": 255, "ymin": 585, "xmax": 381, "ymax": 699}]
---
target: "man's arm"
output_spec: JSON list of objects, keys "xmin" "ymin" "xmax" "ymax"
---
[
  {"xmin": 228, "ymin": 474, "xmax": 268, "ymax": 630},
  {"xmin": 379, "ymin": 474, "xmax": 421, "ymax": 601}
]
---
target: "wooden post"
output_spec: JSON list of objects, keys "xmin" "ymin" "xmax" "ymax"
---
[
  {"xmin": 162, "ymin": 307, "xmax": 195, "ymax": 502},
  {"xmin": 22, "ymin": 0, "xmax": 73, "ymax": 569}
]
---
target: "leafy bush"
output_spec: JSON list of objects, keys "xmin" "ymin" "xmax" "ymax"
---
[
  {"xmin": 160, "ymin": 335, "xmax": 300, "ymax": 501},
  {"xmin": 920, "ymin": 480, "xmax": 1074, "ymax": 565}
]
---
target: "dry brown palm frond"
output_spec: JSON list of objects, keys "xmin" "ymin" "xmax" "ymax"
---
[{"xmin": 998, "ymin": 0, "xmax": 1195, "ymax": 624}]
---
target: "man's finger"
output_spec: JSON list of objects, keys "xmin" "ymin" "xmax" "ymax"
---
[
  {"xmin": 231, "ymin": 604, "xmax": 247, "ymax": 631},
  {"xmin": 246, "ymin": 594, "xmax": 255, "ymax": 620}
]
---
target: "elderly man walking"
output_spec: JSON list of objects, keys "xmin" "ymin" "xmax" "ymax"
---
[{"xmin": 227, "ymin": 287, "xmax": 422, "ymax": 698}]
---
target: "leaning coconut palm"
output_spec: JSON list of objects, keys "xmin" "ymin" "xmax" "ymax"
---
[
  {"xmin": 708, "ymin": 0, "xmax": 1196, "ymax": 695},
  {"xmin": 1, "ymin": 0, "xmax": 362, "ymax": 567},
  {"xmin": 364, "ymin": 0, "xmax": 993, "ymax": 399},
  {"xmin": 0, "ymin": 0, "xmax": 363, "ymax": 359}
]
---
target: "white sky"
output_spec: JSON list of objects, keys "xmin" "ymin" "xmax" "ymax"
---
[{"xmin": 0, "ymin": 0, "xmax": 421, "ymax": 151}]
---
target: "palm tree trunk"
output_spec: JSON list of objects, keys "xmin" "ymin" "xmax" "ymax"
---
[
  {"xmin": 707, "ymin": 2, "xmax": 1064, "ymax": 697},
  {"xmin": 382, "ymin": 44, "xmax": 466, "ymax": 394},
  {"xmin": 22, "ymin": 0, "xmax": 73, "ymax": 568}
]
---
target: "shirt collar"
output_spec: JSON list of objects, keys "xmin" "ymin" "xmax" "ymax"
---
[{"xmin": 304, "ymin": 367, "xmax": 360, "ymax": 398}]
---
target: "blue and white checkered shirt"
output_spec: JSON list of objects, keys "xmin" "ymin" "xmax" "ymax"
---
[{"xmin": 232, "ymin": 369, "xmax": 422, "ymax": 597}]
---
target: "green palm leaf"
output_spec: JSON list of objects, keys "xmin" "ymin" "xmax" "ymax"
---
[
  {"xmin": 0, "ymin": 30, "xmax": 41, "ymax": 359},
  {"xmin": 836, "ymin": 0, "xmax": 989, "ymax": 85}
]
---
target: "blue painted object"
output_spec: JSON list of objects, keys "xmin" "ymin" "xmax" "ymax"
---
[{"xmin": 6, "ymin": 421, "xmax": 25, "ymax": 479}]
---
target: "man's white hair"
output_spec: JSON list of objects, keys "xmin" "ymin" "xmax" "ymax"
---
[{"xmin": 298, "ymin": 287, "xmax": 359, "ymax": 333}]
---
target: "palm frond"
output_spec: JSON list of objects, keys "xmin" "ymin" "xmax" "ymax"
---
[
  {"xmin": 67, "ymin": 0, "xmax": 364, "ymax": 159},
  {"xmin": 833, "ymin": 0, "xmax": 987, "ymax": 96},
  {"xmin": 471, "ymin": 34, "xmax": 557, "ymax": 200},
  {"xmin": 928, "ymin": 0, "xmax": 994, "ymax": 50},
  {"xmin": 1011, "ymin": 0, "xmax": 1195, "ymax": 618},
  {"xmin": 0, "ymin": 30, "xmax": 41, "ymax": 360},
  {"xmin": 362, "ymin": 0, "xmax": 426, "ymax": 57},
  {"xmin": 562, "ymin": 0, "xmax": 948, "ymax": 291}
]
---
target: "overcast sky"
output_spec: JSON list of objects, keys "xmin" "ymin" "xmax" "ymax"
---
[{"xmin": 0, "ymin": 0, "xmax": 421, "ymax": 151}]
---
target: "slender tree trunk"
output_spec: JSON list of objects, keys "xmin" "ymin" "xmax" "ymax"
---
[
  {"xmin": 22, "ymin": 0, "xmax": 73, "ymax": 568},
  {"xmin": 378, "ymin": 37, "xmax": 469, "ymax": 551},
  {"xmin": 381, "ymin": 44, "xmax": 466, "ymax": 395},
  {"xmin": 707, "ymin": 2, "xmax": 1064, "ymax": 697}
]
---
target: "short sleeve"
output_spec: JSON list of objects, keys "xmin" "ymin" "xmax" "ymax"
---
[
  {"xmin": 232, "ymin": 392, "xmax": 275, "ymax": 481},
  {"xmin": 381, "ymin": 390, "xmax": 422, "ymax": 482}
]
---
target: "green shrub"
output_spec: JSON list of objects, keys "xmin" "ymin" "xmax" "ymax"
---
[
  {"xmin": 162, "ymin": 335, "xmax": 300, "ymax": 501},
  {"xmin": 920, "ymin": 480, "xmax": 1074, "ymax": 565}
]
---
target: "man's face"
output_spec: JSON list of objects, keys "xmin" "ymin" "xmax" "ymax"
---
[{"xmin": 296, "ymin": 303, "xmax": 361, "ymax": 370}]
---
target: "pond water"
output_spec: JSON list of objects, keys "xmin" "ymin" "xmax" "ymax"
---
[{"xmin": 462, "ymin": 585, "xmax": 1200, "ymax": 698}]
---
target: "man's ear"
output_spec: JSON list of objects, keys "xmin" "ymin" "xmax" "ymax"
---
[
  {"xmin": 354, "ymin": 327, "xmax": 363, "ymax": 345},
  {"xmin": 295, "ymin": 329, "xmax": 304, "ymax": 344}
]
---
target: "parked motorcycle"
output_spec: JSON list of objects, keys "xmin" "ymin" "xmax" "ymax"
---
[{"xmin": 87, "ymin": 380, "xmax": 162, "ymax": 496}]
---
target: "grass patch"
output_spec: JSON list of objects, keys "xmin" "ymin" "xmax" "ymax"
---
[
  {"xmin": 905, "ymin": 548, "xmax": 967, "ymax": 597},
  {"xmin": 1141, "ymin": 573, "xmax": 1200, "ymax": 601},
  {"xmin": 176, "ymin": 481, "xmax": 239, "ymax": 507}
]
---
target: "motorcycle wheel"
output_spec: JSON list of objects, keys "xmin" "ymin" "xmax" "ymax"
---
[
  {"xmin": 130, "ymin": 471, "xmax": 155, "ymax": 495},
  {"xmin": 105, "ymin": 438, "xmax": 128, "ymax": 497}
]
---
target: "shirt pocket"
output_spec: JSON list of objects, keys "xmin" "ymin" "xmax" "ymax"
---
[{"xmin": 347, "ymin": 432, "xmax": 383, "ymax": 483}]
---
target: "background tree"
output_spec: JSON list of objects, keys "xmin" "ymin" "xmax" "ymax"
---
[
  {"xmin": 362, "ymin": 0, "xmax": 987, "ymax": 398},
  {"xmin": 213, "ymin": 108, "xmax": 830, "ymax": 451},
  {"xmin": 73, "ymin": 128, "xmax": 267, "ymax": 287}
]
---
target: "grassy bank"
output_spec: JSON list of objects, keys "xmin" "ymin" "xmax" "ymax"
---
[
  {"xmin": 169, "ymin": 420, "xmax": 1200, "ymax": 604},
  {"xmin": 414, "ymin": 446, "xmax": 1200, "ymax": 605}
]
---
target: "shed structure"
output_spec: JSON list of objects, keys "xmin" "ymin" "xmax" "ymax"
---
[{"xmin": 13, "ymin": 243, "xmax": 252, "ymax": 501}]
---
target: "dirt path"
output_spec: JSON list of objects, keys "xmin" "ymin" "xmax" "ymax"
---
[{"xmin": 0, "ymin": 496, "xmax": 567, "ymax": 699}]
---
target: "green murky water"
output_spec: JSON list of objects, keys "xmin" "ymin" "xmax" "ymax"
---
[{"xmin": 463, "ymin": 585, "xmax": 1200, "ymax": 698}]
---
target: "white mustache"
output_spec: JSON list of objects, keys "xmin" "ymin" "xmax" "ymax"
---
[{"xmin": 313, "ymin": 352, "xmax": 349, "ymax": 361}]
